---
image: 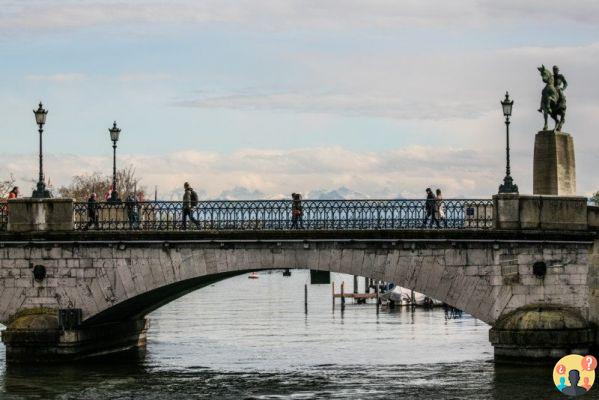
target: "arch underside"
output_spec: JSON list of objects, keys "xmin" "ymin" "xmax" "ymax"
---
[
  {"xmin": 83, "ymin": 265, "xmax": 491, "ymax": 326},
  {"xmin": 13, "ymin": 238, "xmax": 585, "ymax": 327}
]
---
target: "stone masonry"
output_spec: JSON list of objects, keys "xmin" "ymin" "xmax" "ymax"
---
[
  {"xmin": 533, "ymin": 130, "xmax": 576, "ymax": 195},
  {"xmin": 0, "ymin": 239, "xmax": 592, "ymax": 326}
]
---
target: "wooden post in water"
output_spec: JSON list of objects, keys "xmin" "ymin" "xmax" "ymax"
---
[
  {"xmin": 365, "ymin": 277, "xmax": 370, "ymax": 294},
  {"xmin": 332, "ymin": 282, "xmax": 335, "ymax": 308},
  {"xmin": 375, "ymin": 282, "xmax": 380, "ymax": 314},
  {"xmin": 304, "ymin": 284, "xmax": 308, "ymax": 314},
  {"xmin": 353, "ymin": 275, "xmax": 358, "ymax": 294},
  {"xmin": 341, "ymin": 281, "xmax": 345, "ymax": 310},
  {"xmin": 411, "ymin": 289, "xmax": 416, "ymax": 307}
]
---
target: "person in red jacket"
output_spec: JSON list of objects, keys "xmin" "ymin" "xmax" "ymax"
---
[
  {"xmin": 7, "ymin": 187, "xmax": 19, "ymax": 199},
  {"xmin": 1, "ymin": 187, "xmax": 18, "ymax": 221}
]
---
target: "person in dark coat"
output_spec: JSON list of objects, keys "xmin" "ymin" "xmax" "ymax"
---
[
  {"xmin": 290, "ymin": 193, "xmax": 304, "ymax": 229},
  {"xmin": 125, "ymin": 192, "xmax": 140, "ymax": 229},
  {"xmin": 421, "ymin": 188, "xmax": 440, "ymax": 228},
  {"xmin": 182, "ymin": 182, "xmax": 200, "ymax": 230},
  {"xmin": 85, "ymin": 193, "xmax": 100, "ymax": 230}
]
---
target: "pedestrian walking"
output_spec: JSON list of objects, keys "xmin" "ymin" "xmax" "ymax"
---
[
  {"xmin": 125, "ymin": 192, "xmax": 140, "ymax": 229},
  {"xmin": 421, "ymin": 188, "xmax": 440, "ymax": 228},
  {"xmin": 85, "ymin": 193, "xmax": 100, "ymax": 230},
  {"xmin": 436, "ymin": 188, "xmax": 447, "ymax": 228},
  {"xmin": 7, "ymin": 187, "xmax": 19, "ymax": 199},
  {"xmin": 104, "ymin": 186, "xmax": 112, "ymax": 201},
  {"xmin": 290, "ymin": 193, "xmax": 304, "ymax": 229},
  {"xmin": 3, "ymin": 187, "xmax": 19, "ymax": 216},
  {"xmin": 182, "ymin": 182, "xmax": 200, "ymax": 230}
]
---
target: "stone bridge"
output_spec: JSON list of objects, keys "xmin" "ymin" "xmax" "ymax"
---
[{"xmin": 0, "ymin": 195, "xmax": 598, "ymax": 363}]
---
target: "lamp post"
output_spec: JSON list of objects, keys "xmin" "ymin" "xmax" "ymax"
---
[
  {"xmin": 498, "ymin": 92, "xmax": 519, "ymax": 194},
  {"xmin": 108, "ymin": 121, "xmax": 121, "ymax": 202},
  {"xmin": 32, "ymin": 102, "xmax": 51, "ymax": 198}
]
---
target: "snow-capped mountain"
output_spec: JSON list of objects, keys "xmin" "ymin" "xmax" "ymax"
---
[
  {"xmin": 307, "ymin": 187, "xmax": 368, "ymax": 200},
  {"xmin": 216, "ymin": 186, "xmax": 266, "ymax": 200}
]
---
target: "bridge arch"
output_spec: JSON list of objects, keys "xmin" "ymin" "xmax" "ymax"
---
[
  {"xmin": 71, "ymin": 241, "xmax": 502, "ymax": 326},
  {"xmin": 0, "ymin": 237, "xmax": 591, "ymax": 330},
  {"xmin": 0, "ymin": 235, "xmax": 594, "ymax": 363}
]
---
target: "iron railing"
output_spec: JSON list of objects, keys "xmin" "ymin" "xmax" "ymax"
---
[
  {"xmin": 0, "ymin": 202, "xmax": 7, "ymax": 231},
  {"xmin": 72, "ymin": 199, "xmax": 493, "ymax": 231}
]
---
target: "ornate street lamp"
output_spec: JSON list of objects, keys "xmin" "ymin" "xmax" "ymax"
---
[
  {"xmin": 498, "ymin": 92, "xmax": 519, "ymax": 194},
  {"xmin": 108, "ymin": 121, "xmax": 121, "ymax": 202},
  {"xmin": 32, "ymin": 102, "xmax": 51, "ymax": 198}
]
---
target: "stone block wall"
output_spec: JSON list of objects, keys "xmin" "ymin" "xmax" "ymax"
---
[
  {"xmin": 0, "ymin": 239, "xmax": 593, "ymax": 327},
  {"xmin": 493, "ymin": 194, "xmax": 588, "ymax": 231},
  {"xmin": 533, "ymin": 130, "xmax": 576, "ymax": 195},
  {"xmin": 7, "ymin": 199, "xmax": 73, "ymax": 232}
]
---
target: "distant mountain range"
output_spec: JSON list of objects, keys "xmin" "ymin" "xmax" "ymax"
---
[
  {"xmin": 161, "ymin": 185, "xmax": 406, "ymax": 201},
  {"xmin": 216, "ymin": 186, "xmax": 266, "ymax": 200},
  {"xmin": 307, "ymin": 186, "xmax": 368, "ymax": 200}
]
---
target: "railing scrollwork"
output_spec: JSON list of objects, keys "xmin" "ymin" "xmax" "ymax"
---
[{"xmin": 69, "ymin": 198, "xmax": 493, "ymax": 231}]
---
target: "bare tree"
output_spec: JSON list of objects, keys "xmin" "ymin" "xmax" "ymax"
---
[
  {"xmin": 591, "ymin": 191, "xmax": 599, "ymax": 206},
  {"xmin": 57, "ymin": 165, "xmax": 146, "ymax": 201},
  {"xmin": 0, "ymin": 174, "xmax": 16, "ymax": 198}
]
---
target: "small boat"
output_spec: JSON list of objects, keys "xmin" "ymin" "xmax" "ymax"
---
[
  {"xmin": 248, "ymin": 272, "xmax": 259, "ymax": 279},
  {"xmin": 379, "ymin": 286, "xmax": 443, "ymax": 307}
]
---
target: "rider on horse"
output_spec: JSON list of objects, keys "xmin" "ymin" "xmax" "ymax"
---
[{"xmin": 538, "ymin": 65, "xmax": 567, "ymax": 131}]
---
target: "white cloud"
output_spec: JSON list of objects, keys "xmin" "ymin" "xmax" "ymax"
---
[
  {"xmin": 3, "ymin": 2, "xmax": 599, "ymax": 202},
  {"xmin": 3, "ymin": 1, "xmax": 599, "ymax": 35},
  {"xmin": 169, "ymin": 40, "xmax": 599, "ymax": 162},
  {"xmin": 25, "ymin": 73, "xmax": 87, "ymax": 82},
  {"xmin": 4, "ymin": 142, "xmax": 598, "ymax": 201},
  {"xmin": 174, "ymin": 91, "xmax": 485, "ymax": 121},
  {"xmin": 118, "ymin": 73, "xmax": 172, "ymax": 82},
  {"xmin": 0, "ymin": 145, "xmax": 522, "ymax": 200}
]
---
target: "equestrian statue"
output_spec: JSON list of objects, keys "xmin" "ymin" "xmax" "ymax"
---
[{"xmin": 538, "ymin": 65, "xmax": 567, "ymax": 131}]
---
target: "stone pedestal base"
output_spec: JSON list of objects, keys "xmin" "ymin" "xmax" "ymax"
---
[
  {"xmin": 1, "ymin": 310, "xmax": 148, "ymax": 363},
  {"xmin": 489, "ymin": 305, "xmax": 594, "ymax": 363},
  {"xmin": 533, "ymin": 130, "xmax": 576, "ymax": 195}
]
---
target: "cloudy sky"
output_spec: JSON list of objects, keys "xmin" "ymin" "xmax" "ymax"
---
[{"xmin": 1, "ymin": 1, "xmax": 598, "ymax": 199}]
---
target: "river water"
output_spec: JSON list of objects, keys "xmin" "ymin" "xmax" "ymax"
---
[{"xmin": 0, "ymin": 271, "xmax": 589, "ymax": 399}]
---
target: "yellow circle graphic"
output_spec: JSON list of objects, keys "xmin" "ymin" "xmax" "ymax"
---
[{"xmin": 553, "ymin": 354, "xmax": 596, "ymax": 396}]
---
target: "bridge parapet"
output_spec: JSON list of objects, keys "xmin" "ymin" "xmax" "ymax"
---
[
  {"xmin": 6, "ymin": 198, "xmax": 73, "ymax": 233},
  {"xmin": 4, "ymin": 198, "xmax": 495, "ymax": 233},
  {"xmin": 2, "ymin": 196, "xmax": 593, "ymax": 234},
  {"xmin": 494, "ymin": 194, "xmax": 589, "ymax": 231},
  {"xmin": 588, "ymin": 206, "xmax": 599, "ymax": 230}
]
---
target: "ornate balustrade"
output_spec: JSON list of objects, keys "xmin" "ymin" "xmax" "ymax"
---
[{"xmin": 71, "ymin": 199, "xmax": 493, "ymax": 231}]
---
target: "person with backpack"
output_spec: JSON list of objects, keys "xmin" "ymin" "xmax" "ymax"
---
[
  {"xmin": 182, "ymin": 182, "xmax": 200, "ymax": 230},
  {"xmin": 290, "ymin": 193, "xmax": 304, "ymax": 229},
  {"xmin": 125, "ymin": 192, "xmax": 140, "ymax": 229}
]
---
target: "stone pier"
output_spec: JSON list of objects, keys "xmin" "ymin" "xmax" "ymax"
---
[{"xmin": 2, "ymin": 310, "xmax": 148, "ymax": 363}]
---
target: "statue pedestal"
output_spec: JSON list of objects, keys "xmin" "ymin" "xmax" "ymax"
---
[{"xmin": 533, "ymin": 130, "xmax": 576, "ymax": 195}]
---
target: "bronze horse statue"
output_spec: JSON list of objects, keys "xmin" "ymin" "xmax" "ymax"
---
[{"xmin": 538, "ymin": 65, "xmax": 566, "ymax": 131}]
